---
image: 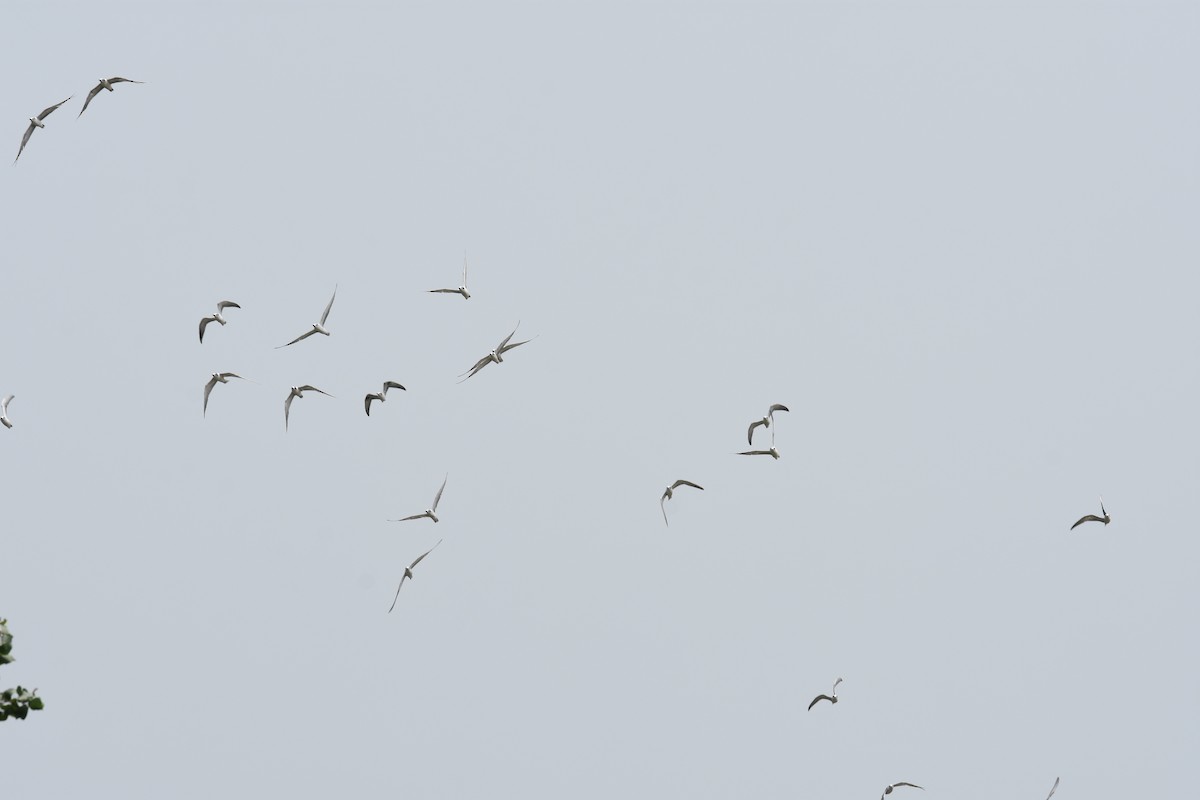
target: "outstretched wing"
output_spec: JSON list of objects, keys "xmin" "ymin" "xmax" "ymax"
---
[
  {"xmin": 1045, "ymin": 777, "xmax": 1059, "ymax": 800},
  {"xmin": 498, "ymin": 338, "xmax": 532, "ymax": 355},
  {"xmin": 203, "ymin": 376, "xmax": 219, "ymax": 415},
  {"xmin": 2, "ymin": 394, "xmax": 14, "ymax": 414},
  {"xmin": 199, "ymin": 315, "xmax": 215, "ymax": 343},
  {"xmin": 284, "ymin": 392, "xmax": 296, "ymax": 430},
  {"xmin": 807, "ymin": 694, "xmax": 832, "ymax": 711},
  {"xmin": 747, "ymin": 418, "xmax": 767, "ymax": 445},
  {"xmin": 661, "ymin": 495, "xmax": 670, "ymax": 526},
  {"xmin": 15, "ymin": 121, "xmax": 36, "ymax": 162},
  {"xmin": 409, "ymin": 539, "xmax": 444, "ymax": 569},
  {"xmin": 496, "ymin": 322, "xmax": 521, "ymax": 352},
  {"xmin": 430, "ymin": 475, "xmax": 448, "ymax": 512},
  {"xmin": 891, "ymin": 783, "xmax": 923, "ymax": 790},
  {"xmin": 277, "ymin": 328, "xmax": 318, "ymax": 348},
  {"xmin": 388, "ymin": 574, "xmax": 409, "ymax": 613},
  {"xmin": 297, "ymin": 385, "xmax": 332, "ymax": 396},
  {"xmin": 382, "ymin": 381, "xmax": 406, "ymax": 394},
  {"xmin": 671, "ymin": 480, "xmax": 704, "ymax": 491},
  {"xmin": 216, "ymin": 300, "xmax": 240, "ymax": 312},
  {"xmin": 319, "ymin": 285, "xmax": 337, "ymax": 326},
  {"xmin": 1070, "ymin": 514, "xmax": 1104, "ymax": 530},
  {"xmin": 106, "ymin": 77, "xmax": 144, "ymax": 86},
  {"xmin": 364, "ymin": 394, "xmax": 379, "ymax": 416},
  {"xmin": 78, "ymin": 85, "xmax": 105, "ymax": 117},
  {"xmin": 40, "ymin": 95, "xmax": 73, "ymax": 120}
]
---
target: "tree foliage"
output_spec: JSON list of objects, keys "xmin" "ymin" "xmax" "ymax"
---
[{"xmin": 0, "ymin": 618, "xmax": 44, "ymax": 721}]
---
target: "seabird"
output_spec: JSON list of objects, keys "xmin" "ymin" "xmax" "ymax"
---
[
  {"xmin": 284, "ymin": 385, "xmax": 333, "ymax": 430},
  {"xmin": 881, "ymin": 783, "xmax": 923, "ymax": 800},
  {"xmin": 277, "ymin": 286, "xmax": 337, "ymax": 348},
  {"xmin": 390, "ymin": 474, "xmax": 448, "ymax": 524},
  {"xmin": 0, "ymin": 395, "xmax": 13, "ymax": 429},
  {"xmin": 459, "ymin": 322, "xmax": 533, "ymax": 382},
  {"xmin": 78, "ymin": 77, "xmax": 144, "ymax": 118},
  {"xmin": 429, "ymin": 255, "xmax": 470, "ymax": 299},
  {"xmin": 660, "ymin": 479, "xmax": 704, "ymax": 526},
  {"xmin": 747, "ymin": 403, "xmax": 790, "ymax": 445},
  {"xmin": 364, "ymin": 380, "xmax": 406, "ymax": 416},
  {"xmin": 1045, "ymin": 777, "xmax": 1060, "ymax": 800},
  {"xmin": 203, "ymin": 372, "xmax": 245, "ymax": 416},
  {"xmin": 738, "ymin": 447, "xmax": 780, "ymax": 460},
  {"xmin": 807, "ymin": 677, "xmax": 843, "ymax": 711},
  {"xmin": 198, "ymin": 300, "xmax": 241, "ymax": 343},
  {"xmin": 1070, "ymin": 497, "xmax": 1110, "ymax": 530},
  {"xmin": 389, "ymin": 539, "xmax": 443, "ymax": 612},
  {"xmin": 15, "ymin": 96, "xmax": 72, "ymax": 163}
]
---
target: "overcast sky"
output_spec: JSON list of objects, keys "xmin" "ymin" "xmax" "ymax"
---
[{"xmin": 2, "ymin": 1, "xmax": 1197, "ymax": 797}]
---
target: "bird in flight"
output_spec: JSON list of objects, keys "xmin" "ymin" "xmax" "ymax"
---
[
  {"xmin": 78, "ymin": 77, "xmax": 144, "ymax": 117},
  {"xmin": 738, "ymin": 446, "xmax": 780, "ymax": 460},
  {"xmin": 284, "ymin": 385, "xmax": 333, "ymax": 430},
  {"xmin": 389, "ymin": 539, "xmax": 443, "ymax": 612},
  {"xmin": 198, "ymin": 300, "xmax": 241, "ymax": 343},
  {"xmin": 277, "ymin": 286, "xmax": 337, "ymax": 348},
  {"xmin": 807, "ymin": 677, "xmax": 843, "ymax": 711},
  {"xmin": 747, "ymin": 403, "xmax": 789, "ymax": 445},
  {"xmin": 0, "ymin": 395, "xmax": 14, "ymax": 429},
  {"xmin": 15, "ymin": 96, "xmax": 72, "ymax": 163},
  {"xmin": 1044, "ymin": 777, "xmax": 1060, "ymax": 800},
  {"xmin": 1070, "ymin": 497, "xmax": 1110, "ymax": 530},
  {"xmin": 660, "ymin": 479, "xmax": 704, "ymax": 526},
  {"xmin": 881, "ymin": 782, "xmax": 923, "ymax": 800},
  {"xmin": 429, "ymin": 255, "xmax": 470, "ymax": 299},
  {"xmin": 364, "ymin": 381, "xmax": 406, "ymax": 416},
  {"xmin": 203, "ymin": 372, "xmax": 246, "ymax": 416},
  {"xmin": 391, "ymin": 474, "xmax": 448, "ymax": 524},
  {"xmin": 459, "ymin": 322, "xmax": 533, "ymax": 382}
]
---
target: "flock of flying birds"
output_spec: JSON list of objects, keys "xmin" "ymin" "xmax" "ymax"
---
[{"xmin": 15, "ymin": 77, "xmax": 143, "ymax": 162}]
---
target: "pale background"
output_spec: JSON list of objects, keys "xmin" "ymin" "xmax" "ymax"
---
[{"xmin": 2, "ymin": 1, "xmax": 1197, "ymax": 797}]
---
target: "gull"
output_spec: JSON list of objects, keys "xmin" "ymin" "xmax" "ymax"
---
[
  {"xmin": 277, "ymin": 286, "xmax": 337, "ymax": 348},
  {"xmin": 15, "ymin": 96, "xmax": 72, "ymax": 163},
  {"xmin": 459, "ymin": 322, "xmax": 533, "ymax": 382},
  {"xmin": 881, "ymin": 783, "xmax": 923, "ymax": 800},
  {"xmin": 284, "ymin": 385, "xmax": 333, "ymax": 430},
  {"xmin": 390, "ymin": 475, "xmax": 448, "ymax": 523},
  {"xmin": 660, "ymin": 479, "xmax": 704, "ymax": 526},
  {"xmin": 203, "ymin": 372, "xmax": 246, "ymax": 416},
  {"xmin": 747, "ymin": 403, "xmax": 790, "ymax": 445},
  {"xmin": 738, "ymin": 446, "xmax": 780, "ymax": 460},
  {"xmin": 1044, "ymin": 777, "xmax": 1060, "ymax": 800},
  {"xmin": 429, "ymin": 255, "xmax": 470, "ymax": 299},
  {"xmin": 364, "ymin": 380, "xmax": 406, "ymax": 416},
  {"xmin": 78, "ymin": 77, "xmax": 144, "ymax": 118},
  {"xmin": 1, "ymin": 395, "xmax": 13, "ymax": 429},
  {"xmin": 388, "ymin": 539, "xmax": 443, "ymax": 612},
  {"xmin": 198, "ymin": 300, "xmax": 241, "ymax": 343},
  {"xmin": 1070, "ymin": 497, "xmax": 1110, "ymax": 530},
  {"xmin": 807, "ymin": 677, "xmax": 843, "ymax": 711}
]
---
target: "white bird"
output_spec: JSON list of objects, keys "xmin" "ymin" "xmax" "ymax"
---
[
  {"xmin": 389, "ymin": 539, "xmax": 443, "ymax": 612},
  {"xmin": 277, "ymin": 286, "xmax": 337, "ymax": 348},
  {"xmin": 15, "ymin": 96, "xmax": 72, "ymax": 163},
  {"xmin": 203, "ymin": 372, "xmax": 246, "ymax": 416},
  {"xmin": 459, "ymin": 322, "xmax": 533, "ymax": 382},
  {"xmin": 881, "ymin": 782, "xmax": 923, "ymax": 800},
  {"xmin": 660, "ymin": 479, "xmax": 704, "ymax": 526},
  {"xmin": 390, "ymin": 474, "xmax": 448, "ymax": 524},
  {"xmin": 78, "ymin": 77, "xmax": 144, "ymax": 118},
  {"xmin": 738, "ymin": 446, "xmax": 780, "ymax": 460},
  {"xmin": 1, "ymin": 395, "xmax": 14, "ymax": 429},
  {"xmin": 807, "ymin": 677, "xmax": 843, "ymax": 711},
  {"xmin": 429, "ymin": 255, "xmax": 470, "ymax": 299},
  {"xmin": 747, "ymin": 403, "xmax": 790, "ymax": 445},
  {"xmin": 1070, "ymin": 497, "xmax": 1110, "ymax": 530},
  {"xmin": 284, "ymin": 385, "xmax": 333, "ymax": 430},
  {"xmin": 364, "ymin": 380, "xmax": 406, "ymax": 416},
  {"xmin": 1044, "ymin": 777, "xmax": 1060, "ymax": 800},
  {"xmin": 198, "ymin": 300, "xmax": 241, "ymax": 343}
]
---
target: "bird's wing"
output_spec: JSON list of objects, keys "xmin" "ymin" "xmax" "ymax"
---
[
  {"xmin": 107, "ymin": 77, "xmax": 144, "ymax": 85},
  {"xmin": 364, "ymin": 394, "xmax": 378, "ymax": 416},
  {"xmin": 2, "ymin": 395, "xmax": 13, "ymax": 413},
  {"xmin": 297, "ymin": 385, "xmax": 332, "ymax": 396},
  {"xmin": 768, "ymin": 403, "xmax": 790, "ymax": 416},
  {"xmin": 1099, "ymin": 496, "xmax": 1106, "ymax": 516},
  {"xmin": 458, "ymin": 355, "xmax": 494, "ymax": 382},
  {"xmin": 40, "ymin": 96, "xmax": 73, "ymax": 120},
  {"xmin": 673, "ymin": 480, "xmax": 704, "ymax": 491},
  {"xmin": 388, "ymin": 575, "xmax": 409, "ymax": 612},
  {"xmin": 409, "ymin": 539, "xmax": 444, "ymax": 569},
  {"xmin": 203, "ymin": 376, "xmax": 218, "ymax": 415},
  {"xmin": 738, "ymin": 450, "xmax": 768, "ymax": 456},
  {"xmin": 461, "ymin": 255, "xmax": 468, "ymax": 287},
  {"xmin": 382, "ymin": 381, "xmax": 406, "ymax": 393},
  {"xmin": 277, "ymin": 328, "xmax": 318, "ymax": 348},
  {"xmin": 15, "ymin": 122, "xmax": 36, "ymax": 162},
  {"xmin": 496, "ymin": 322, "xmax": 521, "ymax": 351},
  {"xmin": 319, "ymin": 285, "xmax": 337, "ymax": 326},
  {"xmin": 198, "ymin": 316, "xmax": 214, "ymax": 342},
  {"xmin": 748, "ymin": 419, "xmax": 767, "ymax": 445},
  {"xmin": 1070, "ymin": 514, "xmax": 1103, "ymax": 530},
  {"xmin": 78, "ymin": 85, "xmax": 104, "ymax": 117},
  {"xmin": 807, "ymin": 695, "xmax": 831, "ymax": 711},
  {"xmin": 216, "ymin": 300, "xmax": 240, "ymax": 312},
  {"xmin": 431, "ymin": 475, "xmax": 448, "ymax": 512},
  {"xmin": 284, "ymin": 392, "xmax": 295, "ymax": 429},
  {"xmin": 220, "ymin": 372, "xmax": 244, "ymax": 381},
  {"xmin": 892, "ymin": 783, "xmax": 922, "ymax": 790},
  {"xmin": 395, "ymin": 513, "xmax": 426, "ymax": 522},
  {"xmin": 429, "ymin": 288, "xmax": 458, "ymax": 294},
  {"xmin": 661, "ymin": 496, "xmax": 670, "ymax": 526},
  {"xmin": 1045, "ymin": 777, "xmax": 1059, "ymax": 800},
  {"xmin": 498, "ymin": 338, "xmax": 532, "ymax": 355},
  {"xmin": 832, "ymin": 677, "xmax": 843, "ymax": 693}
]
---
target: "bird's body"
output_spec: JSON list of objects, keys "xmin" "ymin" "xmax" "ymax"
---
[
  {"xmin": 78, "ymin": 77, "xmax": 144, "ymax": 117},
  {"xmin": 203, "ymin": 372, "xmax": 245, "ymax": 416},
  {"xmin": 278, "ymin": 286, "xmax": 337, "ymax": 348},
  {"xmin": 660, "ymin": 479, "xmax": 704, "ymax": 526},
  {"xmin": 284, "ymin": 385, "xmax": 333, "ymax": 430},
  {"xmin": 0, "ymin": 394, "xmax": 14, "ymax": 429},
  {"xmin": 807, "ymin": 677, "xmax": 842, "ymax": 711},
  {"xmin": 1070, "ymin": 497, "xmax": 1110, "ymax": 530},
  {"xmin": 881, "ymin": 782, "xmax": 923, "ymax": 800},
  {"xmin": 389, "ymin": 539, "xmax": 443, "ymax": 612},
  {"xmin": 391, "ymin": 475, "xmax": 448, "ymax": 524},
  {"xmin": 364, "ymin": 381, "xmax": 406, "ymax": 416},
  {"xmin": 430, "ymin": 256, "xmax": 470, "ymax": 299},
  {"xmin": 738, "ymin": 447, "xmax": 781, "ymax": 460},
  {"xmin": 459, "ymin": 323, "xmax": 532, "ymax": 382},
  {"xmin": 747, "ymin": 403, "xmax": 790, "ymax": 445},
  {"xmin": 198, "ymin": 300, "xmax": 241, "ymax": 343},
  {"xmin": 15, "ymin": 96, "xmax": 72, "ymax": 162}
]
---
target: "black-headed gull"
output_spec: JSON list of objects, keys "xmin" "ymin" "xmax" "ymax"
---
[
  {"xmin": 1070, "ymin": 497, "xmax": 1110, "ymax": 530},
  {"xmin": 198, "ymin": 300, "xmax": 241, "ymax": 343},
  {"xmin": 389, "ymin": 539, "xmax": 443, "ymax": 612},
  {"xmin": 15, "ymin": 96, "xmax": 72, "ymax": 163},
  {"xmin": 203, "ymin": 373, "xmax": 246, "ymax": 416},
  {"xmin": 0, "ymin": 395, "xmax": 13, "ymax": 429},
  {"xmin": 660, "ymin": 479, "xmax": 704, "ymax": 526},
  {"xmin": 78, "ymin": 77, "xmax": 144, "ymax": 118},
  {"xmin": 459, "ymin": 323, "xmax": 533, "ymax": 382},
  {"xmin": 429, "ymin": 256, "xmax": 470, "ymax": 299},
  {"xmin": 284, "ymin": 385, "xmax": 333, "ymax": 430},
  {"xmin": 881, "ymin": 783, "xmax": 923, "ymax": 800},
  {"xmin": 364, "ymin": 381, "xmax": 406, "ymax": 416},
  {"xmin": 277, "ymin": 286, "xmax": 337, "ymax": 348},
  {"xmin": 391, "ymin": 475, "xmax": 448, "ymax": 523},
  {"xmin": 747, "ymin": 403, "xmax": 789, "ymax": 445},
  {"xmin": 807, "ymin": 677, "xmax": 842, "ymax": 711}
]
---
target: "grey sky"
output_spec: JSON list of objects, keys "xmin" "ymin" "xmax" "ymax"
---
[{"xmin": 3, "ymin": 1, "xmax": 1197, "ymax": 797}]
